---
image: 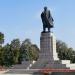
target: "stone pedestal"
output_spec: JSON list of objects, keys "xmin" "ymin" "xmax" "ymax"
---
[{"xmin": 40, "ymin": 32, "xmax": 59, "ymax": 61}]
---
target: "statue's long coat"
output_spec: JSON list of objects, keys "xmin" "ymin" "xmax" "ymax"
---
[{"xmin": 41, "ymin": 10, "xmax": 54, "ymax": 28}]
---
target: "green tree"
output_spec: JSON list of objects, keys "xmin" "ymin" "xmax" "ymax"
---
[
  {"xmin": 0, "ymin": 32, "xmax": 4, "ymax": 45},
  {"xmin": 56, "ymin": 40, "xmax": 75, "ymax": 63},
  {"xmin": 20, "ymin": 39, "xmax": 39, "ymax": 61},
  {"xmin": 2, "ymin": 44, "xmax": 13, "ymax": 67},
  {"xmin": 30, "ymin": 44, "xmax": 39, "ymax": 60},
  {"xmin": 0, "ymin": 46, "xmax": 3, "ymax": 66},
  {"xmin": 0, "ymin": 32, "xmax": 4, "ymax": 66},
  {"xmin": 10, "ymin": 39, "xmax": 20, "ymax": 64},
  {"xmin": 56, "ymin": 40, "xmax": 68, "ymax": 59},
  {"xmin": 20, "ymin": 39, "xmax": 32, "ymax": 61}
]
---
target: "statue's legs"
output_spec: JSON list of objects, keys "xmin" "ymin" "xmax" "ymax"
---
[{"xmin": 48, "ymin": 27, "xmax": 50, "ymax": 32}]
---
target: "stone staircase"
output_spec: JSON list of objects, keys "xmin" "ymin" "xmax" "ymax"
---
[
  {"xmin": 29, "ymin": 60, "xmax": 70, "ymax": 69},
  {"xmin": 30, "ymin": 60, "xmax": 50, "ymax": 69},
  {"xmin": 10, "ymin": 61, "xmax": 31, "ymax": 69}
]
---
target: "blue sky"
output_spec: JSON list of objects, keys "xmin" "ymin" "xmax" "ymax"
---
[{"xmin": 0, "ymin": 0, "xmax": 75, "ymax": 49}]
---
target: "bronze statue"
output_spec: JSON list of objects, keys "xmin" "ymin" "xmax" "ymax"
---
[{"xmin": 41, "ymin": 7, "xmax": 54, "ymax": 32}]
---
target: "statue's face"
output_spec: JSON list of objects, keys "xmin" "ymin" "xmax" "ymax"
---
[{"xmin": 44, "ymin": 7, "xmax": 47, "ymax": 11}]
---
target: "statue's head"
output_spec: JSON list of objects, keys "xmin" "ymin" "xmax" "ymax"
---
[{"xmin": 44, "ymin": 6, "xmax": 47, "ymax": 11}]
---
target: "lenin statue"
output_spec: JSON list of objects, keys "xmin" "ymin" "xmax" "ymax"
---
[{"xmin": 41, "ymin": 7, "xmax": 54, "ymax": 32}]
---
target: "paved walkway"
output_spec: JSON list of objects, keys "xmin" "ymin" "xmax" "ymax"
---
[{"xmin": 2, "ymin": 69, "xmax": 75, "ymax": 75}]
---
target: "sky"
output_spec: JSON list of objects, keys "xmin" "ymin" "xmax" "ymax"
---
[{"xmin": 0, "ymin": 0, "xmax": 75, "ymax": 49}]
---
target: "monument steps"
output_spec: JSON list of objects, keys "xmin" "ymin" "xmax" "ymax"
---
[
  {"xmin": 10, "ymin": 61, "xmax": 31, "ymax": 69},
  {"xmin": 30, "ymin": 60, "xmax": 50, "ymax": 69},
  {"xmin": 29, "ymin": 60, "xmax": 70, "ymax": 69}
]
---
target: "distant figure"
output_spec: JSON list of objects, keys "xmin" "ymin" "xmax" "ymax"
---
[{"xmin": 41, "ymin": 7, "xmax": 54, "ymax": 32}]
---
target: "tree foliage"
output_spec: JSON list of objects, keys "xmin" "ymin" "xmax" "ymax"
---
[
  {"xmin": 56, "ymin": 40, "xmax": 75, "ymax": 63},
  {"xmin": 20, "ymin": 39, "xmax": 39, "ymax": 61},
  {"xmin": 0, "ymin": 32, "xmax": 4, "ymax": 45},
  {"xmin": 2, "ymin": 44, "xmax": 13, "ymax": 66},
  {"xmin": 10, "ymin": 39, "xmax": 21, "ymax": 64},
  {"xmin": 0, "ymin": 38, "xmax": 39, "ymax": 66},
  {"xmin": 0, "ymin": 46, "xmax": 4, "ymax": 66}
]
